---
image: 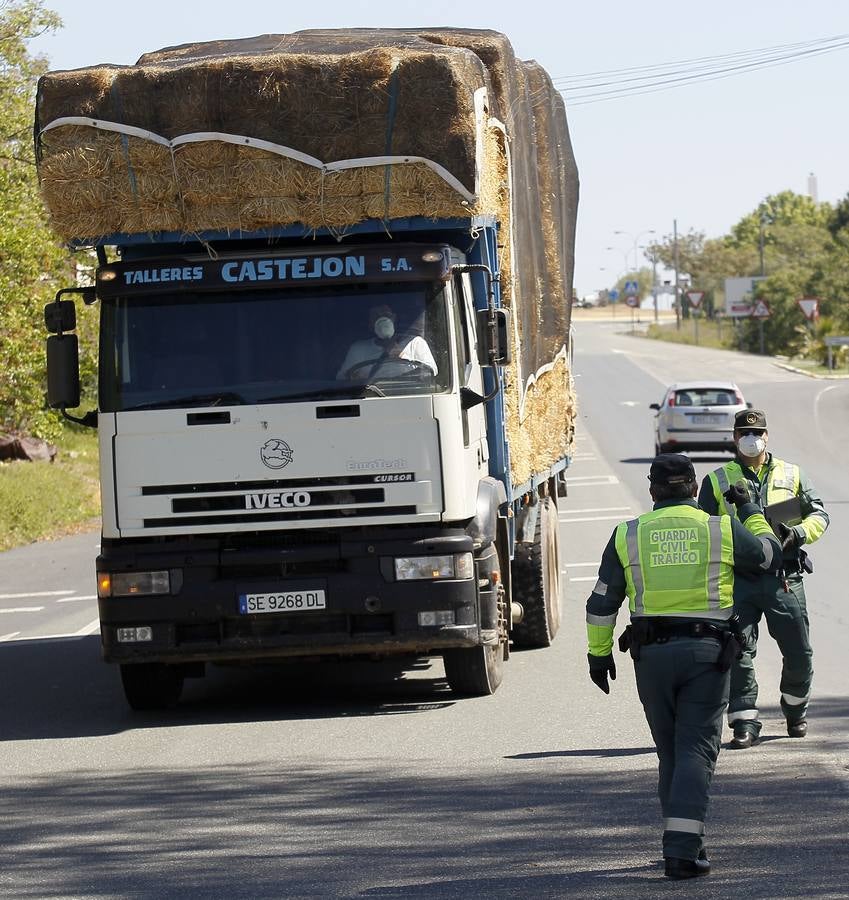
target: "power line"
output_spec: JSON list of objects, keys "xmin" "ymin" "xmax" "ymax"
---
[
  {"xmin": 552, "ymin": 34, "xmax": 848, "ymax": 85},
  {"xmin": 554, "ymin": 34, "xmax": 849, "ymax": 106}
]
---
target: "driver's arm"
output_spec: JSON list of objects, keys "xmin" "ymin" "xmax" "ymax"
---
[
  {"xmin": 336, "ymin": 342, "xmax": 364, "ymax": 379},
  {"xmin": 401, "ymin": 336, "xmax": 438, "ymax": 375}
]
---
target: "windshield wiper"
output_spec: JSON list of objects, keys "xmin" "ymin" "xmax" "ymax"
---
[
  {"xmin": 257, "ymin": 386, "xmax": 370, "ymax": 403},
  {"xmin": 122, "ymin": 392, "xmax": 247, "ymax": 411}
]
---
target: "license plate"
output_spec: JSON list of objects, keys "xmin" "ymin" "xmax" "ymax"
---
[
  {"xmin": 238, "ymin": 590, "xmax": 326, "ymax": 615},
  {"xmin": 689, "ymin": 414, "xmax": 725, "ymax": 424}
]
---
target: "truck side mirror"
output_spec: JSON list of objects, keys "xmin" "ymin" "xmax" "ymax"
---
[
  {"xmin": 476, "ymin": 308, "xmax": 512, "ymax": 367},
  {"xmin": 46, "ymin": 334, "xmax": 81, "ymax": 409},
  {"xmin": 44, "ymin": 299, "xmax": 77, "ymax": 334}
]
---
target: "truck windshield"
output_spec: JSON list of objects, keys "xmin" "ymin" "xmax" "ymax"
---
[{"xmin": 100, "ymin": 282, "xmax": 451, "ymax": 411}]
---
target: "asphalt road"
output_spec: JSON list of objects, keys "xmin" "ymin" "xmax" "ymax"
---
[{"xmin": 0, "ymin": 322, "xmax": 847, "ymax": 898}]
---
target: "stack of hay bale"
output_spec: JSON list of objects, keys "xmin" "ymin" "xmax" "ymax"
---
[{"xmin": 35, "ymin": 28, "xmax": 579, "ymax": 488}]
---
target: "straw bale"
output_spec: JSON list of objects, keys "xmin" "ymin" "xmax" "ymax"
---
[
  {"xmin": 504, "ymin": 356, "xmax": 577, "ymax": 488},
  {"xmin": 35, "ymin": 29, "xmax": 578, "ymax": 486}
]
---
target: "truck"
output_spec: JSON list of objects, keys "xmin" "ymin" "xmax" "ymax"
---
[{"xmin": 36, "ymin": 29, "xmax": 579, "ymax": 709}]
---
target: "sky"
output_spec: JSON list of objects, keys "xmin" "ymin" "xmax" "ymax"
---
[{"xmin": 28, "ymin": 0, "xmax": 849, "ymax": 298}]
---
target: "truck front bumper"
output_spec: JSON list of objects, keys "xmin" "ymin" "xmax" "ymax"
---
[{"xmin": 97, "ymin": 527, "xmax": 494, "ymax": 664}]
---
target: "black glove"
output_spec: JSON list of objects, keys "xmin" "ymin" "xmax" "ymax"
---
[
  {"xmin": 588, "ymin": 653, "xmax": 616, "ymax": 694},
  {"xmin": 777, "ymin": 522, "xmax": 801, "ymax": 551},
  {"xmin": 723, "ymin": 480, "xmax": 752, "ymax": 509}
]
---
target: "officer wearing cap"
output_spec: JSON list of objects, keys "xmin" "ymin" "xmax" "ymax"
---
[
  {"xmin": 586, "ymin": 453, "xmax": 781, "ymax": 879},
  {"xmin": 699, "ymin": 409, "xmax": 829, "ymax": 749}
]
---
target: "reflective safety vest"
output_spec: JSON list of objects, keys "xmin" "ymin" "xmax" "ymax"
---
[
  {"xmin": 708, "ymin": 457, "xmax": 799, "ymax": 518},
  {"xmin": 614, "ymin": 505, "xmax": 735, "ymax": 620}
]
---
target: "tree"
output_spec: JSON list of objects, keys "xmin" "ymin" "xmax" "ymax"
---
[
  {"xmin": 0, "ymin": 1, "xmax": 79, "ymax": 440},
  {"xmin": 728, "ymin": 191, "xmax": 832, "ymax": 253}
]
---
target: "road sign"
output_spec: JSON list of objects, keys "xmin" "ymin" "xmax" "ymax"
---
[
  {"xmin": 624, "ymin": 280, "xmax": 639, "ymax": 296},
  {"xmin": 625, "ymin": 295, "xmax": 639, "ymax": 308},
  {"xmin": 686, "ymin": 290, "xmax": 705, "ymax": 309},
  {"xmin": 796, "ymin": 297, "xmax": 820, "ymax": 321},
  {"xmin": 608, "ymin": 288, "xmax": 619, "ymax": 301},
  {"xmin": 724, "ymin": 276, "xmax": 765, "ymax": 318},
  {"xmin": 751, "ymin": 299, "xmax": 771, "ymax": 319}
]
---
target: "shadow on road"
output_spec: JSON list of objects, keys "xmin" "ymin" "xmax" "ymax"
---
[
  {"xmin": 505, "ymin": 747, "xmax": 657, "ymax": 759},
  {"xmin": 0, "ymin": 636, "xmax": 453, "ymax": 741},
  {"xmin": 2, "ymin": 749, "xmax": 847, "ymax": 898}
]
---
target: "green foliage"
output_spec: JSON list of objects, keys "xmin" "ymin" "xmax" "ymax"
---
[
  {"xmin": 0, "ymin": 426, "xmax": 99, "ymax": 550},
  {"xmin": 0, "ymin": 1, "xmax": 101, "ymax": 441},
  {"xmin": 728, "ymin": 190, "xmax": 832, "ymax": 248},
  {"xmin": 644, "ymin": 190, "xmax": 849, "ymax": 358}
]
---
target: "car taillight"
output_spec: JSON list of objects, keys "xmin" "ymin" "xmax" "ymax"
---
[
  {"xmin": 667, "ymin": 392, "xmax": 676, "ymax": 407},
  {"xmin": 735, "ymin": 390, "xmax": 744, "ymax": 404}
]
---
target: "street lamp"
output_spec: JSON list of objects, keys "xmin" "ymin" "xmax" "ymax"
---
[
  {"xmin": 614, "ymin": 229, "xmax": 656, "ymax": 271},
  {"xmin": 605, "ymin": 246, "xmax": 631, "ymax": 275}
]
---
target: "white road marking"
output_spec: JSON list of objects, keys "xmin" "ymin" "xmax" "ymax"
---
[
  {"xmin": 559, "ymin": 506, "xmax": 630, "ymax": 514},
  {"xmin": 56, "ymin": 594, "xmax": 97, "ymax": 603},
  {"xmin": 0, "ymin": 606, "xmax": 45, "ymax": 613},
  {"xmin": 0, "ymin": 590, "xmax": 75, "ymax": 600},
  {"xmin": 0, "ymin": 632, "xmax": 21, "ymax": 641},
  {"xmin": 567, "ymin": 474, "xmax": 619, "ymax": 483},
  {"xmin": 564, "ymin": 562, "xmax": 601, "ymax": 568},
  {"xmin": 74, "ymin": 618, "xmax": 101, "ymax": 636},
  {"xmin": 560, "ymin": 515, "xmax": 627, "ymax": 524},
  {"xmin": 620, "ymin": 400, "xmax": 640, "ymax": 407},
  {"xmin": 570, "ymin": 576, "xmax": 599, "ymax": 582},
  {"xmin": 7, "ymin": 618, "xmax": 101, "ymax": 642},
  {"xmin": 566, "ymin": 477, "xmax": 620, "ymax": 487}
]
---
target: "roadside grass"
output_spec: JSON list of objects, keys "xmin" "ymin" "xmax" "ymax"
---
[
  {"xmin": 644, "ymin": 317, "xmax": 735, "ymax": 350},
  {"xmin": 0, "ymin": 428, "xmax": 100, "ymax": 551},
  {"xmin": 644, "ymin": 319, "xmax": 849, "ymax": 377}
]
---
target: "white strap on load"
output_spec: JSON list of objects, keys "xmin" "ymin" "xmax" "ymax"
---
[{"xmin": 38, "ymin": 115, "xmax": 479, "ymax": 204}]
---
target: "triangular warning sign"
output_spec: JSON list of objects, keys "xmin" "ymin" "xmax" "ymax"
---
[
  {"xmin": 797, "ymin": 297, "xmax": 819, "ymax": 321},
  {"xmin": 751, "ymin": 299, "xmax": 771, "ymax": 319},
  {"xmin": 686, "ymin": 290, "xmax": 705, "ymax": 308}
]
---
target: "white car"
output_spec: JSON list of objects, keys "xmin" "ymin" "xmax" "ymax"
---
[{"xmin": 650, "ymin": 381, "xmax": 750, "ymax": 455}]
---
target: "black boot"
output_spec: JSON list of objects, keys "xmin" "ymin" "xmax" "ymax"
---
[
  {"xmin": 728, "ymin": 722, "xmax": 759, "ymax": 750},
  {"xmin": 665, "ymin": 855, "xmax": 711, "ymax": 879},
  {"xmin": 787, "ymin": 719, "xmax": 808, "ymax": 738}
]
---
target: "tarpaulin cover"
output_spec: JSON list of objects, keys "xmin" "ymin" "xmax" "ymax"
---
[{"xmin": 35, "ymin": 29, "xmax": 579, "ymax": 482}]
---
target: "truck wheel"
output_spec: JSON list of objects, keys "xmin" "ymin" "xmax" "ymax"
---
[
  {"xmin": 443, "ymin": 550, "xmax": 507, "ymax": 696},
  {"xmin": 443, "ymin": 641, "xmax": 504, "ymax": 696},
  {"xmin": 512, "ymin": 495, "xmax": 561, "ymax": 648},
  {"xmin": 120, "ymin": 663, "xmax": 184, "ymax": 710}
]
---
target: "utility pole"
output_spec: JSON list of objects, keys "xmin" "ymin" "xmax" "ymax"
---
[
  {"xmin": 759, "ymin": 214, "xmax": 766, "ymax": 277},
  {"xmin": 673, "ymin": 219, "xmax": 680, "ymax": 330}
]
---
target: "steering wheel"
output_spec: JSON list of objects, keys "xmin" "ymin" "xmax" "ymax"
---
[{"xmin": 343, "ymin": 356, "xmax": 433, "ymax": 380}]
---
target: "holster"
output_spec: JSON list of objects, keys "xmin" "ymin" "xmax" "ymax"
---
[{"xmin": 716, "ymin": 614, "xmax": 744, "ymax": 673}]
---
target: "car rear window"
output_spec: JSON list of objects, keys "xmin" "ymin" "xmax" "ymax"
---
[{"xmin": 674, "ymin": 388, "xmax": 737, "ymax": 406}]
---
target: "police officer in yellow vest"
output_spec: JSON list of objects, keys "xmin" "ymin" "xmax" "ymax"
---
[
  {"xmin": 586, "ymin": 454, "xmax": 780, "ymax": 880},
  {"xmin": 698, "ymin": 408, "xmax": 829, "ymax": 749}
]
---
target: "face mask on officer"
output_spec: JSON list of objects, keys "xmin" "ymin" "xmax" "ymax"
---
[
  {"xmin": 737, "ymin": 433, "xmax": 766, "ymax": 458},
  {"xmin": 374, "ymin": 316, "xmax": 395, "ymax": 340}
]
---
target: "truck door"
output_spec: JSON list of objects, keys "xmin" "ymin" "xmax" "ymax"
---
[{"xmin": 453, "ymin": 272, "xmax": 488, "ymax": 476}]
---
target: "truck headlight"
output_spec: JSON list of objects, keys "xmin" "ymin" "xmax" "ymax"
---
[
  {"xmin": 394, "ymin": 553, "xmax": 474, "ymax": 581},
  {"xmin": 98, "ymin": 570, "xmax": 170, "ymax": 598}
]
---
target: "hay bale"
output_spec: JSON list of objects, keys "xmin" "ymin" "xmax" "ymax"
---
[{"xmin": 35, "ymin": 28, "xmax": 579, "ymax": 486}]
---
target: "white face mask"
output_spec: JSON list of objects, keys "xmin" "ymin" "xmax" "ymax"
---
[
  {"xmin": 737, "ymin": 434, "xmax": 766, "ymax": 458},
  {"xmin": 374, "ymin": 316, "xmax": 395, "ymax": 340}
]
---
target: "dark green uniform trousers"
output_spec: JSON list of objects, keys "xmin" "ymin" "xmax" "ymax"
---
[
  {"xmin": 729, "ymin": 574, "xmax": 813, "ymax": 733},
  {"xmin": 634, "ymin": 636, "xmax": 729, "ymax": 861}
]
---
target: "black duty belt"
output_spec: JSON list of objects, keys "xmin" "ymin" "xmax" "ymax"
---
[{"xmin": 618, "ymin": 615, "xmax": 744, "ymax": 670}]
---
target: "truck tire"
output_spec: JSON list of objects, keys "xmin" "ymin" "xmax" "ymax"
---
[
  {"xmin": 120, "ymin": 663, "xmax": 184, "ymax": 710},
  {"xmin": 443, "ymin": 547, "xmax": 507, "ymax": 696},
  {"xmin": 511, "ymin": 495, "xmax": 561, "ymax": 648},
  {"xmin": 443, "ymin": 642, "xmax": 504, "ymax": 696}
]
